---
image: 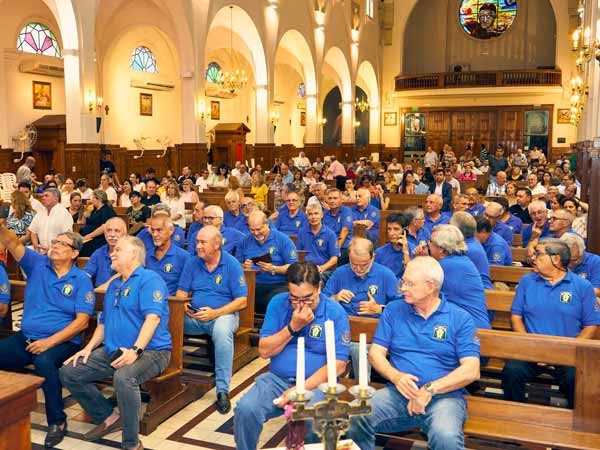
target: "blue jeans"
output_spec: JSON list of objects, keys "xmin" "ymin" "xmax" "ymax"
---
[
  {"xmin": 349, "ymin": 342, "xmax": 371, "ymax": 383},
  {"xmin": 184, "ymin": 313, "xmax": 238, "ymax": 393},
  {"xmin": 59, "ymin": 347, "xmax": 170, "ymax": 449},
  {"xmin": 234, "ymin": 371, "xmax": 325, "ymax": 450},
  {"xmin": 0, "ymin": 331, "xmax": 79, "ymax": 426},
  {"xmin": 348, "ymin": 386, "xmax": 468, "ymax": 450}
]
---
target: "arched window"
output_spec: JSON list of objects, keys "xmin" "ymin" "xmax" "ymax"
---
[
  {"xmin": 205, "ymin": 62, "xmax": 223, "ymax": 84},
  {"xmin": 130, "ymin": 46, "xmax": 158, "ymax": 73},
  {"xmin": 17, "ymin": 22, "xmax": 61, "ymax": 57}
]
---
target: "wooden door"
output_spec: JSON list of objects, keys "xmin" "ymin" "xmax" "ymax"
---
[{"xmin": 425, "ymin": 111, "xmax": 450, "ymax": 152}]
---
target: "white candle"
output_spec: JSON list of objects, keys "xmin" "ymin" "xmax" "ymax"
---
[
  {"xmin": 325, "ymin": 320, "xmax": 337, "ymax": 388},
  {"xmin": 359, "ymin": 333, "xmax": 367, "ymax": 389},
  {"xmin": 296, "ymin": 337, "xmax": 305, "ymax": 395}
]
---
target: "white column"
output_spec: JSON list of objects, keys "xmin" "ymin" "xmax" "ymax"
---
[
  {"xmin": 255, "ymin": 84, "xmax": 271, "ymax": 143},
  {"xmin": 369, "ymin": 106, "xmax": 380, "ymax": 144},
  {"xmin": 0, "ymin": 50, "xmax": 8, "ymax": 148},
  {"xmin": 342, "ymin": 100, "xmax": 354, "ymax": 144},
  {"xmin": 305, "ymin": 94, "xmax": 318, "ymax": 142},
  {"xmin": 62, "ymin": 48, "xmax": 89, "ymax": 143}
]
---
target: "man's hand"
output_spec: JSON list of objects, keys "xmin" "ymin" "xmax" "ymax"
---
[
  {"xmin": 334, "ymin": 289, "xmax": 354, "ymax": 303},
  {"xmin": 243, "ymin": 259, "xmax": 253, "ymax": 270},
  {"xmin": 407, "ymin": 389, "xmax": 433, "ymax": 416},
  {"xmin": 392, "ymin": 372, "xmax": 420, "ymax": 400},
  {"xmin": 194, "ymin": 306, "xmax": 218, "ymax": 322},
  {"xmin": 358, "ymin": 292, "xmax": 382, "ymax": 315},
  {"xmin": 412, "ymin": 243, "xmax": 428, "ymax": 257},
  {"xmin": 64, "ymin": 347, "xmax": 92, "ymax": 367},
  {"xmin": 33, "ymin": 244, "xmax": 48, "ymax": 255},
  {"xmin": 26, "ymin": 338, "xmax": 54, "ymax": 355},
  {"xmin": 274, "ymin": 387, "xmax": 294, "ymax": 409},
  {"xmin": 111, "ymin": 347, "xmax": 138, "ymax": 368},
  {"xmin": 290, "ymin": 304, "xmax": 314, "ymax": 332},
  {"xmin": 257, "ymin": 261, "xmax": 276, "ymax": 273},
  {"xmin": 530, "ymin": 224, "xmax": 543, "ymax": 239}
]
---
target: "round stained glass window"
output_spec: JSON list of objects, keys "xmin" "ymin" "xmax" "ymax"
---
[
  {"xmin": 17, "ymin": 22, "xmax": 61, "ymax": 57},
  {"xmin": 130, "ymin": 46, "xmax": 158, "ymax": 73},
  {"xmin": 459, "ymin": 0, "xmax": 517, "ymax": 40}
]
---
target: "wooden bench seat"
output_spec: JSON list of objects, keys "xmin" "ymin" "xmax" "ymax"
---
[{"xmin": 489, "ymin": 265, "xmax": 533, "ymax": 285}]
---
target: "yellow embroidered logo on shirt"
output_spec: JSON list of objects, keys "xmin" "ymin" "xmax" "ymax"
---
[
  {"xmin": 164, "ymin": 263, "xmax": 173, "ymax": 273},
  {"xmin": 62, "ymin": 284, "xmax": 74, "ymax": 296}
]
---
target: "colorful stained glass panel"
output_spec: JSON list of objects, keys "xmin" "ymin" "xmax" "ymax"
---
[
  {"xmin": 205, "ymin": 62, "xmax": 223, "ymax": 84},
  {"xmin": 17, "ymin": 23, "xmax": 61, "ymax": 57},
  {"xmin": 459, "ymin": 0, "xmax": 517, "ymax": 40},
  {"xmin": 130, "ymin": 46, "xmax": 158, "ymax": 73}
]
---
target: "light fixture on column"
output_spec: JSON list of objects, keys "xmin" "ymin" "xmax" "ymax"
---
[
  {"xmin": 353, "ymin": 120, "xmax": 361, "ymax": 129},
  {"xmin": 198, "ymin": 98, "xmax": 206, "ymax": 121},
  {"xmin": 355, "ymin": 97, "xmax": 369, "ymax": 113},
  {"xmin": 268, "ymin": 0, "xmax": 277, "ymax": 10},
  {"xmin": 318, "ymin": 116, "xmax": 327, "ymax": 126},
  {"xmin": 572, "ymin": 28, "xmax": 581, "ymax": 52},
  {"xmin": 221, "ymin": 6, "xmax": 248, "ymax": 96},
  {"xmin": 270, "ymin": 110, "xmax": 280, "ymax": 125}
]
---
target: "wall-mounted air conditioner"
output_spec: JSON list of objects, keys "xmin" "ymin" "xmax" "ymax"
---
[
  {"xmin": 130, "ymin": 79, "xmax": 175, "ymax": 91},
  {"xmin": 19, "ymin": 60, "xmax": 64, "ymax": 78}
]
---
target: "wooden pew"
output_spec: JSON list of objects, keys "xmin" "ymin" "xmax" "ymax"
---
[
  {"xmin": 512, "ymin": 233, "xmax": 523, "ymax": 247},
  {"xmin": 387, "ymin": 194, "xmax": 427, "ymax": 210},
  {"xmin": 489, "ymin": 265, "xmax": 533, "ymax": 285},
  {"xmin": 510, "ymin": 246, "xmax": 529, "ymax": 264},
  {"xmin": 348, "ymin": 317, "xmax": 600, "ymax": 450}
]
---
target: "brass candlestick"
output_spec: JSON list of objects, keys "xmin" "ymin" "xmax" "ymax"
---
[{"xmin": 287, "ymin": 383, "xmax": 374, "ymax": 450}]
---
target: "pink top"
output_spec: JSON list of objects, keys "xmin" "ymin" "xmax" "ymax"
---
[
  {"xmin": 328, "ymin": 160, "xmax": 347, "ymax": 177},
  {"xmin": 458, "ymin": 172, "xmax": 477, "ymax": 181}
]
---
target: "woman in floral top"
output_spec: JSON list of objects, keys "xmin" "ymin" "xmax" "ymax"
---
[{"xmin": 6, "ymin": 190, "xmax": 34, "ymax": 243}]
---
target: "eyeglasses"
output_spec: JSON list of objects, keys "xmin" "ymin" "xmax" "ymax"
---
[
  {"xmin": 531, "ymin": 250, "xmax": 551, "ymax": 258},
  {"xmin": 289, "ymin": 292, "xmax": 316, "ymax": 305},
  {"xmin": 50, "ymin": 239, "xmax": 77, "ymax": 250},
  {"xmin": 203, "ymin": 216, "xmax": 218, "ymax": 221},
  {"xmin": 549, "ymin": 217, "xmax": 569, "ymax": 222},
  {"xmin": 241, "ymin": 203, "xmax": 253, "ymax": 209},
  {"xmin": 286, "ymin": 199, "xmax": 298, "ymax": 203},
  {"xmin": 484, "ymin": 213, "xmax": 503, "ymax": 220}
]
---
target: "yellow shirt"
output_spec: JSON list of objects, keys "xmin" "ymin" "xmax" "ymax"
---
[{"xmin": 251, "ymin": 184, "xmax": 268, "ymax": 206}]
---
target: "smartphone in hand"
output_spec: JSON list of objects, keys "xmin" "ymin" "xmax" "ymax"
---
[{"xmin": 110, "ymin": 349, "xmax": 123, "ymax": 363}]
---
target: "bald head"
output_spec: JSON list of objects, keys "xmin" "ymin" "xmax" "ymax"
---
[
  {"xmin": 484, "ymin": 202, "xmax": 503, "ymax": 226},
  {"xmin": 425, "ymin": 194, "xmax": 443, "ymax": 214}
]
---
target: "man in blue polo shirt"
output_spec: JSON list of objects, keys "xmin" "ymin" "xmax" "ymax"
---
[
  {"xmin": 202, "ymin": 205, "xmax": 245, "ymax": 257},
  {"xmin": 561, "ymin": 233, "xmax": 600, "ymax": 296},
  {"xmin": 177, "ymin": 226, "xmax": 247, "ymax": 414},
  {"xmin": 348, "ymin": 257, "xmax": 481, "ymax": 450},
  {"xmin": 484, "ymin": 202, "xmax": 513, "ymax": 246},
  {"xmin": 351, "ymin": 187, "xmax": 380, "ymax": 243},
  {"xmin": 429, "ymin": 225, "xmax": 491, "ymax": 330},
  {"xmin": 0, "ymin": 263, "xmax": 9, "ymax": 323},
  {"xmin": 145, "ymin": 215, "xmax": 190, "ymax": 295},
  {"xmin": 465, "ymin": 187, "xmax": 486, "ymax": 217},
  {"xmin": 375, "ymin": 212, "xmax": 411, "ymax": 280},
  {"xmin": 238, "ymin": 211, "xmax": 298, "ymax": 314},
  {"xmin": 186, "ymin": 201, "xmax": 205, "ymax": 254},
  {"xmin": 297, "ymin": 203, "xmax": 339, "ymax": 281},
  {"xmin": 522, "ymin": 200, "xmax": 554, "ymax": 247},
  {"xmin": 324, "ymin": 188, "xmax": 353, "ymax": 265},
  {"xmin": 85, "ymin": 217, "xmax": 127, "ymax": 287},
  {"xmin": 423, "ymin": 194, "xmax": 451, "ymax": 235},
  {"xmin": 495, "ymin": 197, "xmax": 523, "ymax": 235},
  {"xmin": 450, "ymin": 212, "xmax": 493, "ymax": 289},
  {"xmin": 234, "ymin": 262, "xmax": 350, "ymax": 450},
  {"xmin": 274, "ymin": 190, "xmax": 308, "ymax": 236},
  {"xmin": 475, "ymin": 216, "xmax": 512, "ymax": 266},
  {"xmin": 502, "ymin": 239, "xmax": 600, "ymax": 408},
  {"xmin": 60, "ymin": 236, "xmax": 171, "ymax": 450},
  {"xmin": 0, "ymin": 226, "xmax": 94, "ymax": 448},
  {"xmin": 137, "ymin": 204, "xmax": 185, "ymax": 250},
  {"xmin": 405, "ymin": 207, "xmax": 431, "ymax": 257},
  {"xmin": 223, "ymin": 191, "xmax": 247, "ymax": 232}
]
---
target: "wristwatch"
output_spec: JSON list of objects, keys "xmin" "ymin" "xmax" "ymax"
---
[
  {"xmin": 287, "ymin": 323, "xmax": 301, "ymax": 338},
  {"xmin": 132, "ymin": 346, "xmax": 144, "ymax": 357},
  {"xmin": 424, "ymin": 382, "xmax": 436, "ymax": 396}
]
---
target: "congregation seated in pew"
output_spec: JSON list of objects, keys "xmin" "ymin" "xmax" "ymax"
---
[
  {"xmin": 202, "ymin": 205, "xmax": 245, "ymax": 257},
  {"xmin": 84, "ymin": 216, "xmax": 127, "ymax": 287},
  {"xmin": 374, "ymin": 212, "xmax": 411, "ymax": 280}
]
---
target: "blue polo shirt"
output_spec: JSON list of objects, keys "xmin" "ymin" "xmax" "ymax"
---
[
  {"xmin": 138, "ymin": 226, "xmax": 186, "ymax": 250},
  {"xmin": 19, "ymin": 248, "xmax": 95, "ymax": 344},
  {"xmin": 85, "ymin": 245, "xmax": 116, "ymax": 287},
  {"xmin": 224, "ymin": 210, "xmax": 247, "ymax": 233},
  {"xmin": 522, "ymin": 222, "xmax": 554, "ymax": 247},
  {"xmin": 467, "ymin": 204, "xmax": 485, "ymax": 217},
  {"xmin": 373, "ymin": 296, "xmax": 480, "ymax": 397},
  {"xmin": 493, "ymin": 221, "xmax": 513, "ymax": 246},
  {"xmin": 572, "ymin": 252, "xmax": 600, "ymax": 289},
  {"xmin": 260, "ymin": 293, "xmax": 350, "ymax": 379},
  {"xmin": 482, "ymin": 232, "xmax": 512, "ymax": 266},
  {"xmin": 186, "ymin": 222, "xmax": 203, "ymax": 255},
  {"xmin": 100, "ymin": 266, "xmax": 172, "ymax": 355},
  {"xmin": 237, "ymin": 228, "xmax": 298, "ymax": 284},
  {"xmin": 323, "ymin": 262, "xmax": 399, "ymax": 318},
  {"xmin": 406, "ymin": 228, "xmax": 431, "ymax": 257},
  {"xmin": 145, "ymin": 243, "xmax": 191, "ymax": 295},
  {"xmin": 511, "ymin": 271, "xmax": 600, "ymax": 337},
  {"xmin": 323, "ymin": 206, "xmax": 354, "ymax": 249},
  {"xmin": 465, "ymin": 237, "xmax": 493, "ymax": 290},
  {"xmin": 297, "ymin": 225, "xmax": 340, "ymax": 266},
  {"xmin": 274, "ymin": 206, "xmax": 308, "ymax": 235},
  {"xmin": 0, "ymin": 264, "xmax": 9, "ymax": 306},
  {"xmin": 438, "ymin": 254, "xmax": 491, "ymax": 329},
  {"xmin": 178, "ymin": 251, "xmax": 247, "ymax": 310},
  {"xmin": 503, "ymin": 214, "xmax": 523, "ymax": 235},
  {"xmin": 221, "ymin": 226, "xmax": 245, "ymax": 257},
  {"xmin": 375, "ymin": 243, "xmax": 405, "ymax": 280},
  {"xmin": 351, "ymin": 204, "xmax": 380, "ymax": 240},
  {"xmin": 424, "ymin": 212, "xmax": 451, "ymax": 234}
]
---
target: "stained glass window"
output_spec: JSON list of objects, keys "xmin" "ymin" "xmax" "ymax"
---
[
  {"xmin": 205, "ymin": 62, "xmax": 223, "ymax": 84},
  {"xmin": 297, "ymin": 82, "xmax": 306, "ymax": 99},
  {"xmin": 17, "ymin": 23, "xmax": 61, "ymax": 57},
  {"xmin": 459, "ymin": 0, "xmax": 517, "ymax": 40},
  {"xmin": 130, "ymin": 46, "xmax": 158, "ymax": 73}
]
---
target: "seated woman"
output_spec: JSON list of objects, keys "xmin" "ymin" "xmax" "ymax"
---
[
  {"xmin": 459, "ymin": 162, "xmax": 478, "ymax": 181},
  {"xmin": 211, "ymin": 164, "xmax": 229, "ymax": 188},
  {"xmin": 119, "ymin": 180, "xmax": 133, "ymax": 207},
  {"xmin": 126, "ymin": 191, "xmax": 151, "ymax": 225},
  {"xmin": 505, "ymin": 182, "xmax": 518, "ymax": 207},
  {"xmin": 399, "ymin": 171, "xmax": 416, "ymax": 194},
  {"xmin": 67, "ymin": 192, "xmax": 84, "ymax": 223},
  {"xmin": 6, "ymin": 190, "xmax": 34, "ymax": 244},
  {"xmin": 76, "ymin": 178, "xmax": 94, "ymax": 201},
  {"xmin": 508, "ymin": 166, "xmax": 524, "ymax": 182},
  {"xmin": 180, "ymin": 179, "xmax": 200, "ymax": 204},
  {"xmin": 60, "ymin": 178, "xmax": 76, "ymax": 208},
  {"xmin": 228, "ymin": 175, "xmax": 245, "ymax": 205},
  {"xmin": 161, "ymin": 180, "xmax": 186, "ymax": 229},
  {"xmin": 98, "ymin": 174, "xmax": 117, "ymax": 205},
  {"xmin": 80, "ymin": 190, "xmax": 117, "ymax": 257},
  {"xmin": 251, "ymin": 171, "xmax": 268, "ymax": 208}
]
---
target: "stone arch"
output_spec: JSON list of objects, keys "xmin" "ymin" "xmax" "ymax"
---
[{"xmin": 356, "ymin": 59, "xmax": 380, "ymax": 144}]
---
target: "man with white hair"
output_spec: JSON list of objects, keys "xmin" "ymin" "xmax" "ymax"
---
[
  {"xmin": 522, "ymin": 200, "xmax": 554, "ymax": 247},
  {"xmin": 17, "ymin": 156, "xmax": 36, "ymax": 183},
  {"xmin": 423, "ymin": 194, "xmax": 450, "ymax": 235},
  {"xmin": 486, "ymin": 170, "xmax": 507, "ymax": 196},
  {"xmin": 561, "ymin": 233, "xmax": 600, "ymax": 296},
  {"xmin": 348, "ymin": 256, "xmax": 481, "ymax": 450},
  {"xmin": 224, "ymin": 191, "xmax": 247, "ymax": 232},
  {"xmin": 137, "ymin": 204, "xmax": 185, "ymax": 250},
  {"xmin": 202, "ymin": 205, "xmax": 245, "ymax": 257},
  {"xmin": 274, "ymin": 190, "xmax": 308, "ymax": 235},
  {"xmin": 526, "ymin": 173, "xmax": 547, "ymax": 196},
  {"xmin": 28, "ymin": 187, "xmax": 74, "ymax": 254},
  {"xmin": 85, "ymin": 217, "xmax": 128, "ymax": 287},
  {"xmin": 351, "ymin": 187, "xmax": 380, "ymax": 243},
  {"xmin": 297, "ymin": 203, "xmax": 339, "ymax": 279}
]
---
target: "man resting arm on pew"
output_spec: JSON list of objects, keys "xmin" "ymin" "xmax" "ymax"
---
[{"xmin": 348, "ymin": 256, "xmax": 480, "ymax": 450}]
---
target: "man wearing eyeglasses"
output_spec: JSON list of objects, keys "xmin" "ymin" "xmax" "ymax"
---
[
  {"xmin": 186, "ymin": 201, "xmax": 205, "ymax": 255},
  {"xmin": 465, "ymin": 187, "xmax": 486, "ymax": 217},
  {"xmin": 502, "ymin": 239, "xmax": 600, "ymax": 408},
  {"xmin": 234, "ymin": 262, "xmax": 350, "ymax": 450},
  {"xmin": 522, "ymin": 200, "xmax": 554, "ymax": 247},
  {"xmin": 405, "ymin": 207, "xmax": 431, "ymax": 258},
  {"xmin": 484, "ymin": 202, "xmax": 513, "ymax": 246},
  {"xmin": 324, "ymin": 188, "xmax": 354, "ymax": 265},
  {"xmin": 60, "ymin": 236, "xmax": 170, "ymax": 450},
  {"xmin": 84, "ymin": 217, "xmax": 128, "ymax": 287},
  {"xmin": 0, "ymin": 225, "xmax": 94, "ymax": 448},
  {"xmin": 223, "ymin": 191, "xmax": 247, "ymax": 233},
  {"xmin": 202, "ymin": 205, "xmax": 245, "ymax": 257},
  {"xmin": 561, "ymin": 234, "xmax": 600, "ymax": 297},
  {"xmin": 137, "ymin": 204, "xmax": 185, "ymax": 250},
  {"xmin": 274, "ymin": 191, "xmax": 308, "ymax": 235},
  {"xmin": 297, "ymin": 204, "xmax": 339, "ymax": 281}
]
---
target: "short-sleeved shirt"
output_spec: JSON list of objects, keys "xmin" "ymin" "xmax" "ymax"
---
[
  {"xmin": 493, "ymin": 221, "xmax": 513, "ymax": 246},
  {"xmin": 438, "ymin": 254, "xmax": 491, "ymax": 329},
  {"xmin": 28, "ymin": 204, "xmax": 74, "ymax": 248},
  {"xmin": 100, "ymin": 266, "xmax": 171, "ymax": 355},
  {"xmin": 406, "ymin": 228, "xmax": 431, "ymax": 257},
  {"xmin": 137, "ymin": 226, "xmax": 185, "ymax": 250},
  {"xmin": 127, "ymin": 205, "xmax": 151, "ymax": 224},
  {"xmin": 482, "ymin": 232, "xmax": 512, "ymax": 266},
  {"xmin": 141, "ymin": 194, "xmax": 161, "ymax": 206},
  {"xmin": 503, "ymin": 215, "xmax": 523, "ymax": 235},
  {"xmin": 351, "ymin": 205, "xmax": 381, "ymax": 240},
  {"xmin": 522, "ymin": 222, "xmax": 554, "ymax": 247},
  {"xmin": 323, "ymin": 262, "xmax": 399, "ymax": 318},
  {"xmin": 224, "ymin": 211, "xmax": 247, "ymax": 234},
  {"xmin": 511, "ymin": 271, "xmax": 600, "ymax": 337},
  {"xmin": 19, "ymin": 248, "xmax": 94, "ymax": 344},
  {"xmin": 145, "ymin": 243, "xmax": 191, "ymax": 296},
  {"xmin": 0, "ymin": 264, "xmax": 10, "ymax": 305},
  {"xmin": 509, "ymin": 204, "xmax": 532, "ymax": 224},
  {"xmin": 260, "ymin": 293, "xmax": 350, "ymax": 379},
  {"xmin": 274, "ymin": 206, "xmax": 308, "ymax": 235},
  {"xmin": 178, "ymin": 251, "xmax": 247, "ymax": 310},
  {"xmin": 186, "ymin": 222, "xmax": 202, "ymax": 255},
  {"xmin": 297, "ymin": 225, "xmax": 340, "ymax": 266},
  {"xmin": 467, "ymin": 204, "xmax": 486, "ymax": 217},
  {"xmin": 373, "ymin": 296, "xmax": 480, "ymax": 397},
  {"xmin": 221, "ymin": 226, "xmax": 245, "ymax": 257},
  {"xmin": 375, "ymin": 243, "xmax": 405, "ymax": 280},
  {"xmin": 237, "ymin": 228, "xmax": 298, "ymax": 284},
  {"xmin": 424, "ymin": 212, "xmax": 451, "ymax": 235},
  {"xmin": 323, "ymin": 206, "xmax": 354, "ymax": 249},
  {"xmin": 572, "ymin": 252, "xmax": 600, "ymax": 290},
  {"xmin": 85, "ymin": 244, "xmax": 116, "ymax": 287},
  {"xmin": 465, "ymin": 237, "xmax": 493, "ymax": 290}
]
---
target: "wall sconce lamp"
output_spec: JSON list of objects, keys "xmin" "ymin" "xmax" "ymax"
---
[
  {"xmin": 353, "ymin": 120, "xmax": 361, "ymax": 129},
  {"xmin": 270, "ymin": 110, "xmax": 280, "ymax": 125},
  {"xmin": 198, "ymin": 99, "xmax": 207, "ymax": 121},
  {"xmin": 318, "ymin": 116, "xmax": 327, "ymax": 126},
  {"xmin": 87, "ymin": 91, "xmax": 108, "ymax": 115}
]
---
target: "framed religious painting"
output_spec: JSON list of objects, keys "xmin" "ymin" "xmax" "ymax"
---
[
  {"xmin": 300, "ymin": 111, "xmax": 306, "ymax": 126},
  {"xmin": 211, "ymin": 100, "xmax": 220, "ymax": 120},
  {"xmin": 32, "ymin": 81, "xmax": 52, "ymax": 110},
  {"xmin": 557, "ymin": 108, "xmax": 571, "ymax": 124},
  {"xmin": 383, "ymin": 112, "xmax": 397, "ymax": 126},
  {"xmin": 140, "ymin": 93, "xmax": 152, "ymax": 116}
]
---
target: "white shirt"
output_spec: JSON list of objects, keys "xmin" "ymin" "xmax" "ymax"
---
[
  {"xmin": 195, "ymin": 177, "xmax": 210, "ymax": 192},
  {"xmin": 236, "ymin": 172, "xmax": 252, "ymax": 187},
  {"xmin": 447, "ymin": 177, "xmax": 461, "ymax": 194},
  {"xmin": 530, "ymin": 184, "xmax": 547, "ymax": 196},
  {"xmin": 119, "ymin": 193, "xmax": 132, "ymax": 208},
  {"xmin": 77, "ymin": 188, "xmax": 94, "ymax": 200},
  {"xmin": 29, "ymin": 204, "xmax": 74, "ymax": 248},
  {"xmin": 60, "ymin": 190, "xmax": 74, "ymax": 208},
  {"xmin": 133, "ymin": 182, "xmax": 146, "ymax": 193},
  {"xmin": 16, "ymin": 165, "xmax": 31, "ymax": 183},
  {"xmin": 161, "ymin": 195, "xmax": 186, "ymax": 228},
  {"xmin": 424, "ymin": 151, "xmax": 438, "ymax": 168},
  {"xmin": 434, "ymin": 183, "xmax": 444, "ymax": 196},
  {"xmin": 102, "ymin": 186, "xmax": 118, "ymax": 204},
  {"xmin": 295, "ymin": 156, "xmax": 311, "ymax": 169}
]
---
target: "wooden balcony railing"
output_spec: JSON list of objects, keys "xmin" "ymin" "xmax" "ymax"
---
[{"xmin": 395, "ymin": 69, "xmax": 562, "ymax": 91}]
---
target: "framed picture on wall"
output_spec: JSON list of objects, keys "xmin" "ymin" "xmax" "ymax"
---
[
  {"xmin": 557, "ymin": 108, "xmax": 571, "ymax": 124},
  {"xmin": 383, "ymin": 111, "xmax": 397, "ymax": 126},
  {"xmin": 300, "ymin": 111, "xmax": 306, "ymax": 126},
  {"xmin": 140, "ymin": 93, "xmax": 152, "ymax": 116},
  {"xmin": 211, "ymin": 100, "xmax": 220, "ymax": 120},
  {"xmin": 32, "ymin": 81, "xmax": 52, "ymax": 110}
]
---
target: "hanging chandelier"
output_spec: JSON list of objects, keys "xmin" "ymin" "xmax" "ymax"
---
[
  {"xmin": 355, "ymin": 97, "xmax": 369, "ymax": 113},
  {"xmin": 221, "ymin": 5, "xmax": 248, "ymax": 95}
]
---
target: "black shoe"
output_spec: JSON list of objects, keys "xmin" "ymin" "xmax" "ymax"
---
[
  {"xmin": 44, "ymin": 422, "xmax": 67, "ymax": 448},
  {"xmin": 216, "ymin": 391, "xmax": 231, "ymax": 414}
]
